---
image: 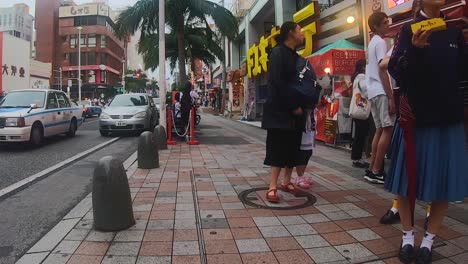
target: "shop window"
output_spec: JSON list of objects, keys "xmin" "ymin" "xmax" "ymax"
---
[
  {"xmin": 88, "ymin": 52, "xmax": 96, "ymax": 65},
  {"xmin": 80, "ymin": 34, "xmax": 86, "ymax": 47},
  {"xmin": 239, "ymin": 39, "xmax": 246, "ymax": 63},
  {"xmin": 70, "ymin": 34, "xmax": 77, "ymax": 48},
  {"xmin": 88, "ymin": 34, "xmax": 96, "ymax": 48},
  {"xmin": 100, "ymin": 35, "xmax": 107, "ymax": 48},
  {"xmin": 100, "ymin": 53, "xmax": 107, "ymax": 64},
  {"xmin": 70, "ymin": 53, "xmax": 78, "ymax": 65}
]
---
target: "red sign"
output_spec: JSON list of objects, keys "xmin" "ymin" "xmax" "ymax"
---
[{"xmin": 308, "ymin": 49, "xmax": 365, "ymax": 77}]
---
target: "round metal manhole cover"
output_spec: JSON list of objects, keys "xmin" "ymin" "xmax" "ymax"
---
[{"xmin": 238, "ymin": 187, "xmax": 317, "ymax": 210}]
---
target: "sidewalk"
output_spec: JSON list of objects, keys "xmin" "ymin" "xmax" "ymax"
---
[{"xmin": 16, "ymin": 114, "xmax": 468, "ymax": 264}]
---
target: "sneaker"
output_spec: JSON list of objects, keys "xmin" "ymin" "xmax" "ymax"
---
[
  {"xmin": 364, "ymin": 172, "xmax": 385, "ymax": 184},
  {"xmin": 294, "ymin": 177, "xmax": 310, "ymax": 189},
  {"xmin": 353, "ymin": 160, "xmax": 370, "ymax": 168}
]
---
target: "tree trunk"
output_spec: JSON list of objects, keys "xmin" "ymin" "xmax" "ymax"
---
[{"xmin": 176, "ymin": 15, "xmax": 187, "ymax": 85}]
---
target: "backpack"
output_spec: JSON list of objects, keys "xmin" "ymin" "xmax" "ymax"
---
[{"xmin": 290, "ymin": 57, "xmax": 322, "ymax": 108}]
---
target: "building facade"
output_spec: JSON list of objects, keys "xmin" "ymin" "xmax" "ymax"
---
[
  {"xmin": 35, "ymin": 0, "xmax": 125, "ymax": 100},
  {"xmin": 0, "ymin": 3, "xmax": 34, "ymax": 43}
]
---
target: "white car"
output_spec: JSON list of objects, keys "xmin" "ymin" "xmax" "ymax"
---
[{"xmin": 0, "ymin": 89, "xmax": 84, "ymax": 146}]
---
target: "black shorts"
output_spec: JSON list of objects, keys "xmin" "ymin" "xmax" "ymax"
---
[
  {"xmin": 264, "ymin": 129, "xmax": 302, "ymax": 168},
  {"xmin": 296, "ymin": 149, "xmax": 313, "ymax": 166}
]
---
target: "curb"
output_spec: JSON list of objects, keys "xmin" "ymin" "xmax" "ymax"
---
[
  {"xmin": 0, "ymin": 137, "xmax": 120, "ymax": 200},
  {"xmin": 15, "ymin": 150, "xmax": 138, "ymax": 264}
]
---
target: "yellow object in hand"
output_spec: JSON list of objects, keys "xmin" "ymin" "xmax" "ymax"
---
[{"xmin": 411, "ymin": 18, "xmax": 447, "ymax": 34}]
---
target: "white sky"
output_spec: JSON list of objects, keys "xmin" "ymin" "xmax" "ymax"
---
[
  {"xmin": 1, "ymin": 0, "xmax": 232, "ymax": 82},
  {"xmin": 1, "ymin": 0, "xmax": 233, "ymax": 17}
]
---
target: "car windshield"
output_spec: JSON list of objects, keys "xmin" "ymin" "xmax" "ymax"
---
[
  {"xmin": 0, "ymin": 91, "xmax": 46, "ymax": 108},
  {"xmin": 109, "ymin": 95, "xmax": 148, "ymax": 107}
]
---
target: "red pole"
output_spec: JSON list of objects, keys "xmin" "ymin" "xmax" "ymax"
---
[
  {"xmin": 187, "ymin": 106, "xmax": 199, "ymax": 145},
  {"xmin": 167, "ymin": 106, "xmax": 176, "ymax": 145}
]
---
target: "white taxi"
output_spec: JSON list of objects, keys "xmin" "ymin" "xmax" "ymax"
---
[{"xmin": 0, "ymin": 89, "xmax": 84, "ymax": 146}]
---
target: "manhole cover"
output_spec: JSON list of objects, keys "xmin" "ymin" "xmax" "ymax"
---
[{"xmin": 238, "ymin": 187, "xmax": 317, "ymax": 210}]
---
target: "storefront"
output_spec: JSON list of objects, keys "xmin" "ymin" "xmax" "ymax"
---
[
  {"xmin": 308, "ymin": 40, "xmax": 365, "ymax": 145},
  {"xmin": 0, "ymin": 32, "xmax": 32, "ymax": 96}
]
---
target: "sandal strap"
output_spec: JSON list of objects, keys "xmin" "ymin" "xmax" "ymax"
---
[{"xmin": 267, "ymin": 189, "xmax": 277, "ymax": 195}]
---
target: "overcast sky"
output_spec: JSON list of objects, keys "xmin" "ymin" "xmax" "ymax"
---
[
  {"xmin": 1, "ymin": 0, "xmax": 233, "ymax": 16},
  {"xmin": 1, "ymin": 0, "xmax": 232, "ymax": 82}
]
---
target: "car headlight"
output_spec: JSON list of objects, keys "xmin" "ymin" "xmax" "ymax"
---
[
  {"xmin": 5, "ymin": 117, "xmax": 25, "ymax": 127},
  {"xmin": 133, "ymin": 112, "xmax": 147, "ymax": 119},
  {"xmin": 100, "ymin": 113, "xmax": 111, "ymax": 119}
]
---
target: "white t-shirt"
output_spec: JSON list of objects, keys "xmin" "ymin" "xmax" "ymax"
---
[
  {"xmin": 353, "ymin": 74, "xmax": 368, "ymax": 98},
  {"xmin": 366, "ymin": 35, "xmax": 388, "ymax": 99}
]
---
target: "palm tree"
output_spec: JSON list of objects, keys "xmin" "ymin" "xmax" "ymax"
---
[
  {"xmin": 115, "ymin": 0, "xmax": 238, "ymax": 84},
  {"xmin": 137, "ymin": 23, "xmax": 224, "ymax": 76}
]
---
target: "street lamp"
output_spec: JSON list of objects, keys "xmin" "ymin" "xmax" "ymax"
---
[
  {"xmin": 346, "ymin": 16, "xmax": 355, "ymax": 24},
  {"xmin": 77, "ymin": 26, "xmax": 83, "ymax": 101},
  {"xmin": 159, "ymin": 0, "xmax": 166, "ymax": 130}
]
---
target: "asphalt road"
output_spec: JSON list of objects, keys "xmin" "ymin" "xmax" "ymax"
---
[
  {"xmin": 0, "ymin": 117, "xmax": 109, "ymax": 190},
  {"xmin": 0, "ymin": 118, "xmax": 139, "ymax": 264}
]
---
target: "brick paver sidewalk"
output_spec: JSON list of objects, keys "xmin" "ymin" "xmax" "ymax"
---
[{"xmin": 16, "ymin": 116, "xmax": 468, "ymax": 264}]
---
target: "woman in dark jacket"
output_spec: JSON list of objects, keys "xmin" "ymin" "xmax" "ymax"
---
[
  {"xmin": 386, "ymin": 0, "xmax": 467, "ymax": 263},
  {"xmin": 262, "ymin": 21, "xmax": 305, "ymax": 203}
]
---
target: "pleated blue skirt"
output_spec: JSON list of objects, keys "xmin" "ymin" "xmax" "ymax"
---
[{"xmin": 385, "ymin": 122, "xmax": 468, "ymax": 202}]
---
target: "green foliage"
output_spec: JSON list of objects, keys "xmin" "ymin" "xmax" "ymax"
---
[{"xmin": 114, "ymin": 0, "xmax": 238, "ymax": 84}]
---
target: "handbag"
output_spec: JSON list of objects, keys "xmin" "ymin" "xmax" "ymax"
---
[
  {"xmin": 349, "ymin": 77, "xmax": 371, "ymax": 120},
  {"xmin": 290, "ymin": 57, "xmax": 322, "ymax": 108}
]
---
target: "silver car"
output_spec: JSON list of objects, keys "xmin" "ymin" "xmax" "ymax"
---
[{"xmin": 99, "ymin": 93, "xmax": 158, "ymax": 136}]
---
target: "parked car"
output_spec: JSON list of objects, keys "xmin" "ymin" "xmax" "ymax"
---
[
  {"xmin": 79, "ymin": 100, "xmax": 102, "ymax": 117},
  {"xmin": 0, "ymin": 89, "xmax": 84, "ymax": 146},
  {"xmin": 152, "ymin": 97, "xmax": 161, "ymax": 118},
  {"xmin": 99, "ymin": 93, "xmax": 159, "ymax": 136}
]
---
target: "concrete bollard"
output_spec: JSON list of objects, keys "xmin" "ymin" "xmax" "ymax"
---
[
  {"xmin": 154, "ymin": 125, "xmax": 168, "ymax": 150},
  {"xmin": 138, "ymin": 131, "xmax": 159, "ymax": 169},
  {"xmin": 93, "ymin": 156, "xmax": 135, "ymax": 231}
]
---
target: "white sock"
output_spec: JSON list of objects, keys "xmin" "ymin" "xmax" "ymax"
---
[
  {"xmin": 390, "ymin": 207, "xmax": 399, "ymax": 214},
  {"xmin": 402, "ymin": 230, "xmax": 415, "ymax": 247},
  {"xmin": 420, "ymin": 231, "xmax": 436, "ymax": 251}
]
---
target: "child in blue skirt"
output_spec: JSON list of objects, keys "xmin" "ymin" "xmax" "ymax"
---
[{"xmin": 387, "ymin": 0, "xmax": 468, "ymax": 263}]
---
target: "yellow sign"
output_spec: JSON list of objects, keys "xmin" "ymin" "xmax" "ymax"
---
[{"xmin": 246, "ymin": 3, "xmax": 317, "ymax": 77}]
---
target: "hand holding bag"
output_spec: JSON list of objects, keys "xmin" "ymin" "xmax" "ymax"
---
[{"xmin": 349, "ymin": 78, "xmax": 371, "ymax": 120}]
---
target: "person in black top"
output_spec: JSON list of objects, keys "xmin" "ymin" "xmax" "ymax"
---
[
  {"xmin": 386, "ymin": 0, "xmax": 467, "ymax": 263},
  {"xmin": 262, "ymin": 22, "xmax": 305, "ymax": 203}
]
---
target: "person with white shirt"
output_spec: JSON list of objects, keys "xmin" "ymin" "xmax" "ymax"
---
[{"xmin": 364, "ymin": 11, "xmax": 395, "ymax": 184}]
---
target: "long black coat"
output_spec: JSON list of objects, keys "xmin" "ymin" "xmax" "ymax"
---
[{"xmin": 261, "ymin": 44, "xmax": 303, "ymax": 129}]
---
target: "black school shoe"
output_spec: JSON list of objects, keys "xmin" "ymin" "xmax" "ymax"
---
[
  {"xmin": 364, "ymin": 171, "xmax": 385, "ymax": 184},
  {"xmin": 416, "ymin": 247, "xmax": 432, "ymax": 264},
  {"xmin": 399, "ymin": 244, "xmax": 416, "ymax": 264},
  {"xmin": 380, "ymin": 210, "xmax": 400, "ymax": 225},
  {"xmin": 353, "ymin": 160, "xmax": 370, "ymax": 168}
]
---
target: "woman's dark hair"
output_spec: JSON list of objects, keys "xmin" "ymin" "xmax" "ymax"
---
[
  {"xmin": 368, "ymin": 12, "xmax": 388, "ymax": 32},
  {"xmin": 275, "ymin": 21, "xmax": 298, "ymax": 44},
  {"xmin": 351, "ymin": 59, "xmax": 366, "ymax": 84}
]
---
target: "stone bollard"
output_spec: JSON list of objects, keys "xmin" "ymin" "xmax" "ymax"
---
[
  {"xmin": 138, "ymin": 131, "xmax": 159, "ymax": 169},
  {"xmin": 93, "ymin": 156, "xmax": 135, "ymax": 231},
  {"xmin": 154, "ymin": 125, "xmax": 168, "ymax": 150}
]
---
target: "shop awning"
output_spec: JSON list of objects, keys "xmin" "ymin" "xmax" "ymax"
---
[{"xmin": 308, "ymin": 40, "xmax": 365, "ymax": 77}]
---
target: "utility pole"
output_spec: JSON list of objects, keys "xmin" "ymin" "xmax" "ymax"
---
[
  {"xmin": 59, "ymin": 67, "xmax": 62, "ymax": 90},
  {"xmin": 159, "ymin": 0, "xmax": 167, "ymax": 130},
  {"xmin": 77, "ymin": 26, "xmax": 83, "ymax": 101},
  {"xmin": 220, "ymin": 0, "xmax": 227, "ymax": 113}
]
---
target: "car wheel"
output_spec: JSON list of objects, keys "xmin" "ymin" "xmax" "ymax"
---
[
  {"xmin": 67, "ymin": 119, "xmax": 77, "ymax": 137},
  {"xmin": 29, "ymin": 123, "xmax": 43, "ymax": 147},
  {"xmin": 100, "ymin": 130, "xmax": 109, "ymax": 137}
]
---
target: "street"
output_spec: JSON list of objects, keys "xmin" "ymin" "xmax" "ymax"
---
[
  {"xmin": 0, "ymin": 117, "xmax": 139, "ymax": 264},
  {"xmin": 0, "ymin": 117, "xmax": 109, "ymax": 190}
]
